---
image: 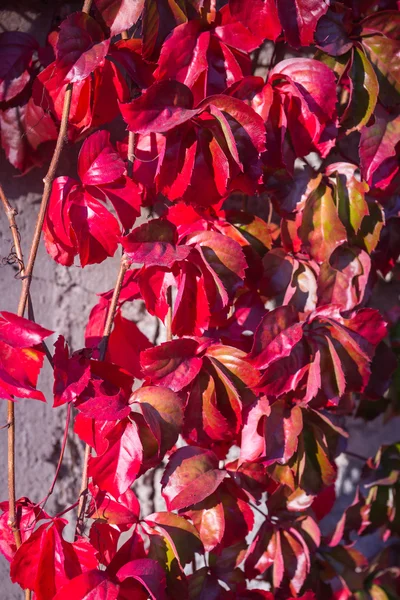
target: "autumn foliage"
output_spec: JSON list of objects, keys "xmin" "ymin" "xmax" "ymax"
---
[{"xmin": 0, "ymin": 0, "xmax": 400, "ymax": 598}]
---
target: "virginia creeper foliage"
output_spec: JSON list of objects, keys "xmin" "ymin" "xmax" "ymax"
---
[{"xmin": 0, "ymin": 0, "xmax": 400, "ymax": 598}]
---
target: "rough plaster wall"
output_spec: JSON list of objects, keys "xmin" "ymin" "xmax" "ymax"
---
[{"xmin": 1, "ymin": 3, "xmax": 400, "ymax": 599}]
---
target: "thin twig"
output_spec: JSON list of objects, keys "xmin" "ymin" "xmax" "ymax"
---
[
  {"xmin": 0, "ymin": 184, "xmax": 54, "ymax": 367},
  {"xmin": 17, "ymin": 85, "xmax": 73, "ymax": 318},
  {"xmin": 0, "ymin": 184, "xmax": 24, "ymax": 272},
  {"xmin": 249, "ymin": 501, "xmax": 268, "ymax": 519},
  {"xmin": 82, "ymin": 0, "xmax": 93, "ymax": 13},
  {"xmin": 127, "ymin": 132, "xmax": 136, "ymax": 179},
  {"xmin": 75, "ymin": 256, "xmax": 130, "ymax": 537},
  {"xmin": 39, "ymin": 404, "xmax": 72, "ymax": 513},
  {"xmin": 6, "ymin": 86, "xmax": 73, "ymax": 553},
  {"xmin": 6, "ymin": 401, "xmax": 21, "ymax": 545},
  {"xmin": 166, "ymin": 286, "xmax": 173, "ymax": 342},
  {"xmin": 75, "ymin": 442, "xmax": 92, "ymax": 538}
]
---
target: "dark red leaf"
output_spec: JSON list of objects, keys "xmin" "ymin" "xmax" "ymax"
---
[
  {"xmin": 130, "ymin": 385, "xmax": 184, "ymax": 457},
  {"xmin": 140, "ymin": 338, "xmax": 202, "ymax": 391},
  {"xmin": 122, "ymin": 219, "xmax": 191, "ymax": 267},
  {"xmin": 359, "ymin": 105, "xmax": 400, "ymax": 191},
  {"xmin": 56, "ymin": 12, "xmax": 110, "ymax": 84},
  {"xmin": 0, "ymin": 32, "xmax": 38, "ymax": 103},
  {"xmin": 120, "ymin": 80, "xmax": 197, "ymax": 133},
  {"xmin": 161, "ymin": 446, "xmax": 226, "ymax": 511},
  {"xmin": 117, "ymin": 558, "xmax": 168, "ymax": 600},
  {"xmin": 277, "ymin": 0, "xmax": 329, "ymax": 48},
  {"xmin": 88, "ymin": 485, "xmax": 140, "ymax": 526}
]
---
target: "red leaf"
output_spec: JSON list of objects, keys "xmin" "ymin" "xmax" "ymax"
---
[
  {"xmin": 229, "ymin": 0, "xmax": 281, "ymax": 43},
  {"xmin": 88, "ymin": 485, "xmax": 140, "ymax": 526},
  {"xmin": 10, "ymin": 519, "xmax": 97, "ymax": 599},
  {"xmin": 241, "ymin": 399, "xmax": 303, "ymax": 465},
  {"xmin": 186, "ymin": 230, "xmax": 247, "ymax": 292},
  {"xmin": 74, "ymin": 415, "xmax": 115, "ymax": 456},
  {"xmin": 52, "ymin": 336, "xmax": 91, "ymax": 407},
  {"xmin": 140, "ymin": 338, "xmax": 202, "ymax": 391},
  {"xmin": 269, "ymin": 58, "xmax": 338, "ymax": 160},
  {"xmin": 0, "ymin": 312, "xmax": 52, "ymax": 402},
  {"xmin": 277, "ymin": 0, "xmax": 329, "ymax": 48},
  {"xmin": 69, "ymin": 188, "xmax": 120, "ymax": 267},
  {"xmin": 130, "ymin": 385, "xmax": 184, "ymax": 457},
  {"xmin": 94, "ymin": 0, "xmax": 145, "ymax": 36},
  {"xmin": 154, "ymin": 14, "xmax": 253, "ymax": 103},
  {"xmin": 317, "ymin": 246, "xmax": 371, "ymax": 312},
  {"xmin": 105, "ymin": 312, "xmax": 152, "ymax": 379},
  {"xmin": 161, "ymin": 446, "xmax": 226, "ymax": 511},
  {"xmin": 120, "ymin": 80, "xmax": 197, "ymax": 133},
  {"xmin": 89, "ymin": 418, "xmax": 143, "ymax": 497},
  {"xmin": 117, "ymin": 558, "xmax": 167, "ymax": 600},
  {"xmin": 144, "ymin": 512, "xmax": 203, "ymax": 568},
  {"xmin": 43, "ymin": 177, "xmax": 78, "ymax": 267},
  {"xmin": 53, "ymin": 571, "xmax": 120, "ymax": 600},
  {"xmin": 0, "ymin": 498, "xmax": 49, "ymax": 563},
  {"xmin": 122, "ymin": 219, "xmax": 191, "ymax": 267},
  {"xmin": 0, "ymin": 32, "xmax": 38, "ymax": 103},
  {"xmin": 56, "ymin": 12, "xmax": 110, "ymax": 84},
  {"xmin": 0, "ymin": 102, "xmax": 57, "ymax": 174},
  {"xmin": 250, "ymin": 305, "xmax": 387, "ymax": 406},
  {"xmin": 359, "ymin": 105, "xmax": 400, "ymax": 191},
  {"xmin": 78, "ymin": 130, "xmax": 125, "ymax": 186}
]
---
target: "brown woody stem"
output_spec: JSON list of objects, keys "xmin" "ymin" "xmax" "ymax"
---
[
  {"xmin": 0, "ymin": 184, "xmax": 25, "ymax": 273},
  {"xmin": 75, "ymin": 256, "xmax": 130, "ymax": 537},
  {"xmin": 6, "ymin": 0, "xmax": 91, "ymax": 560},
  {"xmin": 17, "ymin": 84, "xmax": 73, "ymax": 318},
  {"xmin": 5, "ymin": 84, "xmax": 73, "ymax": 557},
  {"xmin": 127, "ymin": 132, "xmax": 136, "ymax": 179},
  {"xmin": 82, "ymin": 0, "xmax": 93, "ymax": 13}
]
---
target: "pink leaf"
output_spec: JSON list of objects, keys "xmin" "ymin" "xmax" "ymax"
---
[{"xmin": 94, "ymin": 0, "xmax": 145, "ymax": 36}]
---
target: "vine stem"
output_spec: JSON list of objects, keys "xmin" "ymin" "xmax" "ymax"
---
[
  {"xmin": 75, "ymin": 255, "xmax": 130, "ymax": 537},
  {"xmin": 39, "ymin": 404, "xmax": 72, "ymax": 513},
  {"xmin": 6, "ymin": 85, "xmax": 73, "ymax": 556},
  {"xmin": 0, "ymin": 184, "xmax": 25, "ymax": 273},
  {"xmin": 127, "ymin": 132, "xmax": 136, "ymax": 179},
  {"xmin": 16, "ymin": 85, "xmax": 73, "ymax": 318},
  {"xmin": 5, "ymin": 0, "xmax": 92, "ymax": 567}
]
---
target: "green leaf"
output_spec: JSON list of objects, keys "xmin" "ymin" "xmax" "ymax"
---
[{"xmin": 341, "ymin": 47, "xmax": 379, "ymax": 132}]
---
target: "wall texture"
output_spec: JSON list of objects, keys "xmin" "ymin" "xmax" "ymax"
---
[{"xmin": 1, "ymin": 2, "xmax": 399, "ymax": 598}]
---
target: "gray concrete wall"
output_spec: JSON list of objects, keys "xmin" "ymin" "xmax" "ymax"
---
[{"xmin": 1, "ymin": 2, "xmax": 399, "ymax": 598}]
